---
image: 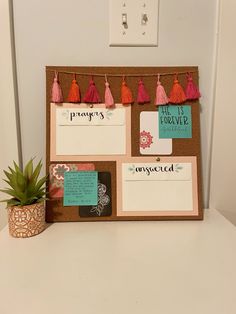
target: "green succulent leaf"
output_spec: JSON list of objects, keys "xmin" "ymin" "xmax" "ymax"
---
[
  {"xmin": 3, "ymin": 179, "xmax": 14, "ymax": 189},
  {"xmin": 0, "ymin": 188, "xmax": 18, "ymax": 198},
  {"xmin": 13, "ymin": 161, "xmax": 23, "ymax": 174},
  {"xmin": 24, "ymin": 158, "xmax": 35, "ymax": 181},
  {"xmin": 35, "ymin": 176, "xmax": 47, "ymax": 191},
  {"xmin": 31, "ymin": 161, "xmax": 42, "ymax": 182},
  {"xmin": 1, "ymin": 159, "xmax": 47, "ymax": 206},
  {"xmin": 4, "ymin": 170, "xmax": 17, "ymax": 189},
  {"xmin": 3, "ymin": 170, "xmax": 12, "ymax": 181},
  {"xmin": 8, "ymin": 166, "xmax": 15, "ymax": 174},
  {"xmin": 5, "ymin": 199, "xmax": 21, "ymax": 207},
  {"xmin": 16, "ymin": 172, "xmax": 27, "ymax": 192}
]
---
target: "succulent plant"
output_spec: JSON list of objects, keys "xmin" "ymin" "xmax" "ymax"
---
[{"xmin": 0, "ymin": 159, "xmax": 47, "ymax": 207}]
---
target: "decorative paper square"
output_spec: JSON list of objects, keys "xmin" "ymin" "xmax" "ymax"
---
[
  {"xmin": 79, "ymin": 172, "xmax": 112, "ymax": 217},
  {"xmin": 159, "ymin": 105, "xmax": 192, "ymax": 138},
  {"xmin": 140, "ymin": 111, "xmax": 172, "ymax": 155},
  {"xmin": 63, "ymin": 171, "xmax": 98, "ymax": 206},
  {"xmin": 49, "ymin": 163, "xmax": 95, "ymax": 198}
]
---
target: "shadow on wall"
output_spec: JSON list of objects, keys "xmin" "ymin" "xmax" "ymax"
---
[{"xmin": 219, "ymin": 210, "xmax": 236, "ymax": 227}]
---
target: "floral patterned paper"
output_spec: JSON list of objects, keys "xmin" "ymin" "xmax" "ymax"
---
[
  {"xmin": 79, "ymin": 172, "xmax": 112, "ymax": 217},
  {"xmin": 49, "ymin": 163, "xmax": 95, "ymax": 198}
]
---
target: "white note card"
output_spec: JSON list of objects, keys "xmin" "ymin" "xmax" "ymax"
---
[
  {"xmin": 122, "ymin": 162, "xmax": 193, "ymax": 212},
  {"xmin": 56, "ymin": 106, "xmax": 126, "ymax": 156},
  {"xmin": 140, "ymin": 111, "xmax": 172, "ymax": 155}
]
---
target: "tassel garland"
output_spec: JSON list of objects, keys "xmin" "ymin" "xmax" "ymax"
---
[
  {"xmin": 83, "ymin": 78, "xmax": 101, "ymax": 103},
  {"xmin": 104, "ymin": 76, "xmax": 114, "ymax": 108},
  {"xmin": 121, "ymin": 78, "xmax": 133, "ymax": 105},
  {"xmin": 137, "ymin": 79, "xmax": 150, "ymax": 104},
  {"xmin": 185, "ymin": 73, "xmax": 201, "ymax": 100},
  {"xmin": 50, "ymin": 71, "xmax": 201, "ymax": 107},
  {"xmin": 155, "ymin": 74, "xmax": 169, "ymax": 106},
  {"xmin": 67, "ymin": 75, "xmax": 80, "ymax": 103},
  {"xmin": 169, "ymin": 75, "xmax": 187, "ymax": 104},
  {"xmin": 51, "ymin": 71, "xmax": 63, "ymax": 103}
]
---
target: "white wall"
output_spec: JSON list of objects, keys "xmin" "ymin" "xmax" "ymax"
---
[
  {"xmin": 210, "ymin": 0, "xmax": 236, "ymax": 225},
  {"xmin": 13, "ymin": 0, "xmax": 218, "ymax": 206},
  {"xmin": 0, "ymin": 0, "xmax": 19, "ymax": 230}
]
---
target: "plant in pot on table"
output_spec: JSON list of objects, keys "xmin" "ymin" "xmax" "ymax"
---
[{"xmin": 0, "ymin": 159, "xmax": 47, "ymax": 238}]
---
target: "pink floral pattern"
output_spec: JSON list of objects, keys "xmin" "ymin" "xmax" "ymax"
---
[
  {"xmin": 49, "ymin": 163, "xmax": 95, "ymax": 198},
  {"xmin": 140, "ymin": 130, "xmax": 153, "ymax": 149},
  {"xmin": 52, "ymin": 164, "xmax": 70, "ymax": 180}
]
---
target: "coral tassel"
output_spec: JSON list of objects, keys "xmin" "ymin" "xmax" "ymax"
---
[
  {"xmin": 121, "ymin": 78, "xmax": 133, "ymax": 105},
  {"xmin": 155, "ymin": 74, "xmax": 169, "ymax": 106},
  {"xmin": 83, "ymin": 78, "xmax": 101, "ymax": 103},
  {"xmin": 67, "ymin": 75, "xmax": 80, "ymax": 103},
  {"xmin": 104, "ymin": 76, "xmax": 114, "ymax": 108},
  {"xmin": 51, "ymin": 71, "xmax": 63, "ymax": 103},
  {"xmin": 137, "ymin": 79, "xmax": 150, "ymax": 104},
  {"xmin": 169, "ymin": 75, "xmax": 187, "ymax": 104},
  {"xmin": 185, "ymin": 73, "xmax": 201, "ymax": 100}
]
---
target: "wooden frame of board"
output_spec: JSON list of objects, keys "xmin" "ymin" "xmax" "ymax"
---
[{"xmin": 46, "ymin": 66, "xmax": 203, "ymax": 222}]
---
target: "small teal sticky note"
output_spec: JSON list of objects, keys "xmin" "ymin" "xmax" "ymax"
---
[
  {"xmin": 159, "ymin": 105, "xmax": 192, "ymax": 138},
  {"xmin": 63, "ymin": 171, "xmax": 98, "ymax": 206}
]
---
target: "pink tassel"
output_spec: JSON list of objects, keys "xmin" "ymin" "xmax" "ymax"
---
[
  {"xmin": 185, "ymin": 73, "xmax": 201, "ymax": 100},
  {"xmin": 137, "ymin": 79, "xmax": 150, "ymax": 104},
  {"xmin": 83, "ymin": 77, "xmax": 101, "ymax": 103},
  {"xmin": 155, "ymin": 74, "xmax": 169, "ymax": 106},
  {"xmin": 104, "ymin": 76, "xmax": 114, "ymax": 108},
  {"xmin": 51, "ymin": 71, "xmax": 63, "ymax": 103}
]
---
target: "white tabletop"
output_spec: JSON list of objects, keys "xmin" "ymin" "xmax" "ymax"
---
[{"xmin": 0, "ymin": 209, "xmax": 235, "ymax": 314}]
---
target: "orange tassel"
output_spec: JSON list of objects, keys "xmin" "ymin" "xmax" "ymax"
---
[
  {"xmin": 169, "ymin": 74, "xmax": 187, "ymax": 104},
  {"xmin": 67, "ymin": 74, "xmax": 80, "ymax": 103},
  {"xmin": 121, "ymin": 77, "xmax": 133, "ymax": 105}
]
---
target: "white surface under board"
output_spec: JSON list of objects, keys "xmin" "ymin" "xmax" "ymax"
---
[{"xmin": 0, "ymin": 209, "xmax": 235, "ymax": 314}]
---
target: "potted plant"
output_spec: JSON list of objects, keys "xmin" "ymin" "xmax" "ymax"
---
[{"xmin": 0, "ymin": 159, "xmax": 47, "ymax": 238}]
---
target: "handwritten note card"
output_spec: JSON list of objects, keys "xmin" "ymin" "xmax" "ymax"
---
[
  {"xmin": 159, "ymin": 105, "xmax": 192, "ymax": 139},
  {"xmin": 63, "ymin": 171, "xmax": 98, "ymax": 206}
]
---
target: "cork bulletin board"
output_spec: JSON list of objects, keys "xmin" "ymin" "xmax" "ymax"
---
[{"xmin": 46, "ymin": 66, "xmax": 203, "ymax": 222}]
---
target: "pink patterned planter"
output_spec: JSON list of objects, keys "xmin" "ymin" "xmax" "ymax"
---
[{"xmin": 7, "ymin": 203, "xmax": 45, "ymax": 238}]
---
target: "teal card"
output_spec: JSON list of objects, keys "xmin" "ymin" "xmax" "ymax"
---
[
  {"xmin": 159, "ymin": 105, "xmax": 192, "ymax": 138},
  {"xmin": 63, "ymin": 171, "xmax": 98, "ymax": 206}
]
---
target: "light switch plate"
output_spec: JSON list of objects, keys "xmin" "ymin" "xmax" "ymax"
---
[{"xmin": 109, "ymin": 0, "xmax": 159, "ymax": 47}]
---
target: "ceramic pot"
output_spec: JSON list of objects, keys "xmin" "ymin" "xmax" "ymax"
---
[{"xmin": 7, "ymin": 203, "xmax": 45, "ymax": 238}]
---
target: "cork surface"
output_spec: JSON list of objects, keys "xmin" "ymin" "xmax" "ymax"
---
[{"xmin": 46, "ymin": 66, "xmax": 203, "ymax": 222}]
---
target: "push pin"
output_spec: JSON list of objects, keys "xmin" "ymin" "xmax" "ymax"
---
[{"xmin": 156, "ymin": 157, "xmax": 161, "ymax": 162}]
